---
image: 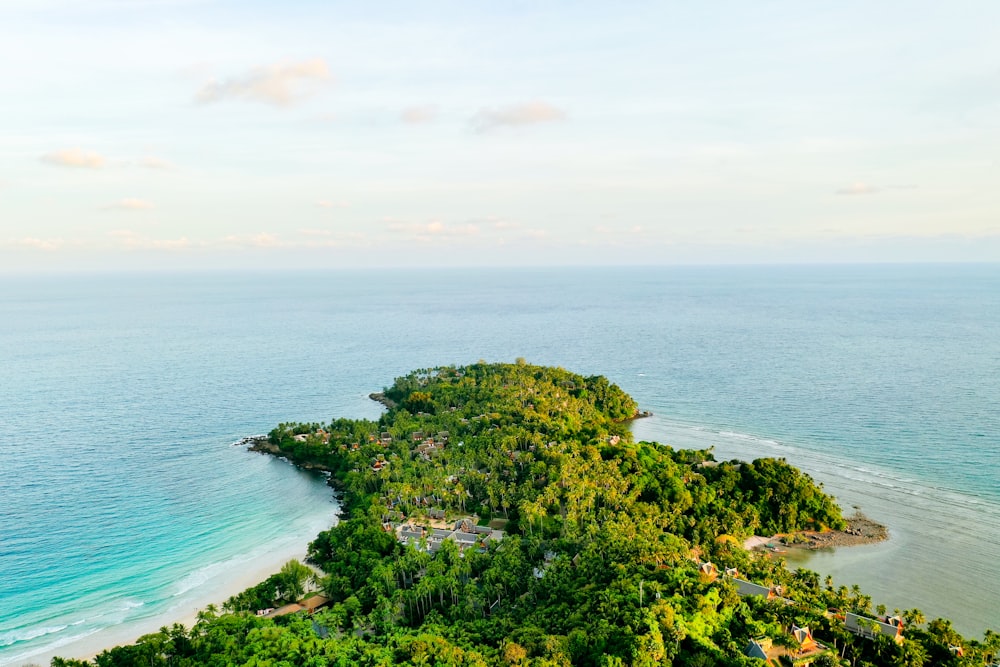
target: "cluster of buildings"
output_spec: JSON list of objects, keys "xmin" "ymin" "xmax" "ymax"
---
[
  {"xmin": 696, "ymin": 562, "xmax": 906, "ymax": 666},
  {"xmin": 391, "ymin": 516, "xmax": 504, "ymax": 555},
  {"xmin": 292, "ymin": 429, "xmax": 329, "ymax": 443}
]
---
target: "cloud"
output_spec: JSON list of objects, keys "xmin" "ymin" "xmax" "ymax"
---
[
  {"xmin": 471, "ymin": 101, "xmax": 566, "ymax": 132},
  {"xmin": 401, "ymin": 106, "xmax": 437, "ymax": 124},
  {"xmin": 297, "ymin": 228, "xmax": 369, "ymax": 248},
  {"xmin": 41, "ymin": 148, "xmax": 105, "ymax": 169},
  {"xmin": 251, "ymin": 233, "xmax": 280, "ymax": 247},
  {"xmin": 110, "ymin": 230, "xmax": 191, "ymax": 250},
  {"xmin": 139, "ymin": 156, "xmax": 173, "ymax": 170},
  {"xmin": 492, "ymin": 220, "xmax": 521, "ymax": 230},
  {"xmin": 387, "ymin": 219, "xmax": 480, "ymax": 239},
  {"xmin": 196, "ymin": 59, "xmax": 331, "ymax": 107},
  {"xmin": 9, "ymin": 237, "xmax": 66, "ymax": 250},
  {"xmin": 220, "ymin": 232, "xmax": 283, "ymax": 248},
  {"xmin": 836, "ymin": 182, "xmax": 880, "ymax": 196},
  {"xmin": 107, "ymin": 198, "xmax": 154, "ymax": 211},
  {"xmin": 316, "ymin": 199, "xmax": 348, "ymax": 209}
]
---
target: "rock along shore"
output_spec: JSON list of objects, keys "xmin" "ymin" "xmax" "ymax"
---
[{"xmin": 778, "ymin": 512, "xmax": 889, "ymax": 550}]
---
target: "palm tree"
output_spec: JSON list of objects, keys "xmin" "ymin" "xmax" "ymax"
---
[
  {"xmin": 902, "ymin": 608, "xmax": 926, "ymax": 628},
  {"xmin": 279, "ymin": 559, "xmax": 312, "ymax": 601},
  {"xmin": 196, "ymin": 603, "xmax": 218, "ymax": 624}
]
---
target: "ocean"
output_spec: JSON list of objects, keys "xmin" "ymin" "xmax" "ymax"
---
[{"xmin": 1, "ymin": 265, "xmax": 998, "ymax": 664}]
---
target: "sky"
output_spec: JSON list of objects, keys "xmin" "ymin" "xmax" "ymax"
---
[{"xmin": 2, "ymin": 0, "xmax": 999, "ymax": 271}]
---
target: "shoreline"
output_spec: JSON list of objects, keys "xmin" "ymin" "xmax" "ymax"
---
[
  {"xmin": 789, "ymin": 512, "xmax": 889, "ymax": 550},
  {"xmin": 15, "ymin": 542, "xmax": 318, "ymax": 667},
  {"xmin": 744, "ymin": 512, "xmax": 889, "ymax": 554},
  {"xmin": 635, "ymin": 416, "xmax": 1000, "ymax": 637},
  {"xmin": 10, "ymin": 441, "xmax": 341, "ymax": 667},
  {"xmin": 248, "ymin": 437, "xmax": 338, "ymax": 474},
  {"xmin": 30, "ymin": 459, "xmax": 885, "ymax": 666}
]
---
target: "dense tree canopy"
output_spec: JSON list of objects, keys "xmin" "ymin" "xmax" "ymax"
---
[{"xmin": 58, "ymin": 362, "xmax": 989, "ymax": 667}]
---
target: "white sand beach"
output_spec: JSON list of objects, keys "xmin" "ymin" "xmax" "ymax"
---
[{"xmin": 17, "ymin": 541, "xmax": 317, "ymax": 667}]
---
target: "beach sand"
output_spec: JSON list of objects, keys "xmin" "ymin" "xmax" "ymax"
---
[{"xmin": 18, "ymin": 542, "xmax": 316, "ymax": 667}]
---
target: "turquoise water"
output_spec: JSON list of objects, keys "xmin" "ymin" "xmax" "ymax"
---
[{"xmin": 1, "ymin": 265, "xmax": 998, "ymax": 663}]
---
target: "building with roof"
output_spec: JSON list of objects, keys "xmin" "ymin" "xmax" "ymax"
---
[
  {"xmin": 393, "ymin": 519, "xmax": 503, "ymax": 555},
  {"xmin": 732, "ymin": 578, "xmax": 786, "ymax": 602},
  {"xmin": 845, "ymin": 612, "xmax": 905, "ymax": 644},
  {"xmin": 745, "ymin": 628, "xmax": 833, "ymax": 666},
  {"xmin": 698, "ymin": 561, "xmax": 719, "ymax": 582}
]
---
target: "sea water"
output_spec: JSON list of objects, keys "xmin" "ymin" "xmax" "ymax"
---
[{"xmin": 1, "ymin": 265, "xmax": 997, "ymax": 664}]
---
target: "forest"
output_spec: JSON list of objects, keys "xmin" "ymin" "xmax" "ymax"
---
[{"xmin": 53, "ymin": 362, "xmax": 999, "ymax": 667}]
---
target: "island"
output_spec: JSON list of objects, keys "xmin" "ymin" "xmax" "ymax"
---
[{"xmin": 54, "ymin": 362, "xmax": 999, "ymax": 666}]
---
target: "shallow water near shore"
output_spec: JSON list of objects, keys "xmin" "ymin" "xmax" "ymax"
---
[
  {"xmin": 1, "ymin": 264, "xmax": 998, "ymax": 663},
  {"xmin": 632, "ymin": 416, "xmax": 1000, "ymax": 633}
]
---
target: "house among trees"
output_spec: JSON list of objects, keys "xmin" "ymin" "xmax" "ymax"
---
[
  {"xmin": 698, "ymin": 561, "xmax": 719, "ymax": 582},
  {"xmin": 732, "ymin": 577, "xmax": 786, "ymax": 602},
  {"xmin": 392, "ymin": 518, "xmax": 503, "ymax": 555},
  {"xmin": 533, "ymin": 551, "xmax": 559, "ymax": 579},
  {"xmin": 791, "ymin": 626, "xmax": 817, "ymax": 651},
  {"xmin": 745, "ymin": 627, "xmax": 833, "ymax": 666},
  {"xmin": 787, "ymin": 625, "xmax": 832, "ymax": 666},
  {"xmin": 745, "ymin": 638, "xmax": 773, "ymax": 664},
  {"xmin": 300, "ymin": 595, "xmax": 331, "ymax": 614},
  {"xmin": 292, "ymin": 429, "xmax": 329, "ymax": 443},
  {"xmin": 414, "ymin": 441, "xmax": 440, "ymax": 461},
  {"xmin": 845, "ymin": 612, "xmax": 905, "ymax": 644},
  {"xmin": 398, "ymin": 525, "xmax": 425, "ymax": 544},
  {"xmin": 264, "ymin": 596, "xmax": 330, "ymax": 619}
]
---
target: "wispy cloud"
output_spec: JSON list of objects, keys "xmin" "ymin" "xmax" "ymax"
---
[
  {"xmin": 471, "ymin": 101, "xmax": 566, "ymax": 133},
  {"xmin": 401, "ymin": 106, "xmax": 437, "ymax": 124},
  {"xmin": 110, "ymin": 230, "xmax": 191, "ymax": 250},
  {"xmin": 106, "ymin": 198, "xmax": 154, "ymax": 211},
  {"xmin": 7, "ymin": 236, "xmax": 66, "ymax": 250},
  {"xmin": 220, "ymin": 232, "xmax": 283, "ymax": 248},
  {"xmin": 316, "ymin": 199, "xmax": 348, "ymax": 209},
  {"xmin": 139, "ymin": 156, "xmax": 173, "ymax": 170},
  {"xmin": 492, "ymin": 220, "xmax": 521, "ymax": 230},
  {"xmin": 836, "ymin": 182, "xmax": 880, "ymax": 196},
  {"xmin": 387, "ymin": 219, "xmax": 481, "ymax": 239},
  {"xmin": 298, "ymin": 228, "xmax": 369, "ymax": 247},
  {"xmin": 196, "ymin": 59, "xmax": 331, "ymax": 107},
  {"xmin": 41, "ymin": 148, "xmax": 105, "ymax": 169}
]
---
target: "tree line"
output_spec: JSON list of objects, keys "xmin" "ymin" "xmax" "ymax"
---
[{"xmin": 54, "ymin": 362, "xmax": 998, "ymax": 667}]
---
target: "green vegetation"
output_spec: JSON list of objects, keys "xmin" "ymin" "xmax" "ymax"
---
[{"xmin": 57, "ymin": 362, "xmax": 996, "ymax": 666}]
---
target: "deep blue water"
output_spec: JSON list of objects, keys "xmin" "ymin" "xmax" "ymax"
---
[{"xmin": 1, "ymin": 265, "xmax": 998, "ymax": 663}]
